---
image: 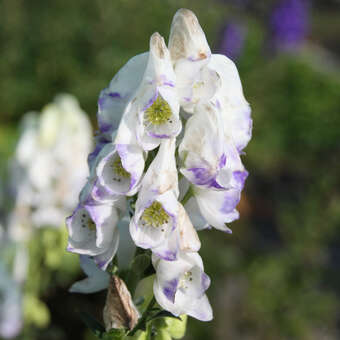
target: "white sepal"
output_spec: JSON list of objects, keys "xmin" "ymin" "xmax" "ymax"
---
[
  {"xmin": 209, "ymin": 54, "xmax": 252, "ymax": 152},
  {"xmin": 152, "ymin": 251, "xmax": 213, "ymax": 321},
  {"xmin": 97, "ymin": 53, "xmax": 149, "ymax": 138},
  {"xmin": 69, "ymin": 255, "xmax": 110, "ymax": 294}
]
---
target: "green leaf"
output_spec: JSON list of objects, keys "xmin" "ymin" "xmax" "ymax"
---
[
  {"xmin": 134, "ymin": 275, "xmax": 155, "ymax": 314},
  {"xmin": 79, "ymin": 311, "xmax": 105, "ymax": 338},
  {"xmin": 131, "ymin": 254, "xmax": 151, "ymax": 274},
  {"xmin": 134, "ymin": 296, "xmax": 145, "ymax": 306},
  {"xmin": 164, "ymin": 315, "xmax": 187, "ymax": 339},
  {"xmin": 125, "ymin": 254, "xmax": 151, "ymax": 294}
]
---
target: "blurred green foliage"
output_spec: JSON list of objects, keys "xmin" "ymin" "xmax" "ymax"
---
[
  {"xmin": 1, "ymin": 0, "xmax": 340, "ymax": 340},
  {"xmin": 0, "ymin": 0, "xmax": 225, "ymax": 125}
]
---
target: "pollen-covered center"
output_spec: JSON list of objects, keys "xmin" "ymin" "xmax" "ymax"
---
[
  {"xmin": 112, "ymin": 157, "xmax": 130, "ymax": 179},
  {"xmin": 145, "ymin": 96, "xmax": 172, "ymax": 126},
  {"xmin": 80, "ymin": 213, "xmax": 96, "ymax": 231},
  {"xmin": 141, "ymin": 201, "xmax": 169, "ymax": 228},
  {"xmin": 179, "ymin": 270, "xmax": 193, "ymax": 290}
]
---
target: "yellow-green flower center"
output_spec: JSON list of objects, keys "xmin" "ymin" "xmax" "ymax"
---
[
  {"xmin": 145, "ymin": 96, "xmax": 172, "ymax": 125},
  {"xmin": 81, "ymin": 213, "xmax": 96, "ymax": 231},
  {"xmin": 179, "ymin": 271, "xmax": 193, "ymax": 289},
  {"xmin": 141, "ymin": 201, "xmax": 169, "ymax": 228},
  {"xmin": 112, "ymin": 157, "xmax": 130, "ymax": 178},
  {"xmin": 88, "ymin": 219, "xmax": 96, "ymax": 231}
]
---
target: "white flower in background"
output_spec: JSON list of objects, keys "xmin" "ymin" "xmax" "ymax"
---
[
  {"xmin": 10, "ymin": 94, "xmax": 92, "ymax": 234},
  {"xmin": 0, "ymin": 94, "xmax": 93, "ymax": 339},
  {"xmin": 0, "ymin": 262, "xmax": 22, "ymax": 339},
  {"xmin": 152, "ymin": 251, "xmax": 212, "ymax": 321}
]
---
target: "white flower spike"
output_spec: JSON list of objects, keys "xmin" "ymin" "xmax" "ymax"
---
[{"xmin": 66, "ymin": 8, "xmax": 252, "ymax": 331}]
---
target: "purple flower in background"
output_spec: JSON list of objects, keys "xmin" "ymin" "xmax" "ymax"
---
[
  {"xmin": 219, "ymin": 22, "xmax": 247, "ymax": 60},
  {"xmin": 270, "ymin": 0, "xmax": 309, "ymax": 50}
]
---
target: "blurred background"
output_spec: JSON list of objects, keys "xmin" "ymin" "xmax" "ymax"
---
[{"xmin": 0, "ymin": 0, "xmax": 340, "ymax": 339}]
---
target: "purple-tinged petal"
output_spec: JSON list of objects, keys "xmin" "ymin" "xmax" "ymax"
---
[{"xmin": 163, "ymin": 278, "xmax": 179, "ymax": 303}]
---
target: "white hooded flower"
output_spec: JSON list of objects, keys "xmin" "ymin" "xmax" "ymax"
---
[
  {"xmin": 185, "ymin": 186, "xmax": 242, "ymax": 233},
  {"xmin": 179, "ymin": 102, "xmax": 246, "ymax": 190},
  {"xmin": 152, "ymin": 251, "xmax": 212, "ymax": 321},
  {"xmin": 209, "ymin": 54, "xmax": 252, "ymax": 152},
  {"xmin": 69, "ymin": 215, "xmax": 135, "ymax": 294},
  {"xmin": 128, "ymin": 33, "xmax": 181, "ymax": 150},
  {"xmin": 168, "ymin": 9, "xmax": 217, "ymax": 113},
  {"xmin": 80, "ymin": 142, "xmax": 120, "ymax": 205},
  {"xmin": 66, "ymin": 195, "xmax": 125, "ymax": 270},
  {"xmin": 10, "ymin": 94, "xmax": 92, "ymax": 229},
  {"xmin": 169, "ymin": 9, "xmax": 252, "ymax": 152},
  {"xmin": 95, "ymin": 130, "xmax": 145, "ymax": 197},
  {"xmin": 129, "ymin": 138, "xmax": 180, "ymax": 260}
]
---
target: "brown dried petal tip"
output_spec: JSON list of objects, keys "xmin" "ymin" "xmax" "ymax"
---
[{"xmin": 103, "ymin": 275, "xmax": 140, "ymax": 331}]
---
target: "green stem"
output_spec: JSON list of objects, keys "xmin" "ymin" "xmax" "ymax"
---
[
  {"xmin": 180, "ymin": 186, "xmax": 193, "ymax": 206},
  {"xmin": 128, "ymin": 296, "xmax": 156, "ymax": 336}
]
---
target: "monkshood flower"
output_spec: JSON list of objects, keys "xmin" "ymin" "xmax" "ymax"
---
[
  {"xmin": 179, "ymin": 102, "xmax": 246, "ymax": 190},
  {"xmin": 96, "ymin": 119, "xmax": 145, "ymax": 196},
  {"xmin": 129, "ymin": 33, "xmax": 181, "ymax": 150},
  {"xmin": 95, "ymin": 143, "xmax": 145, "ymax": 197},
  {"xmin": 169, "ymin": 10, "xmax": 252, "ymax": 152},
  {"xmin": 168, "ymin": 9, "xmax": 214, "ymax": 113},
  {"xmin": 207, "ymin": 54, "xmax": 252, "ymax": 152},
  {"xmin": 67, "ymin": 8, "xmax": 251, "ymax": 334},
  {"xmin": 70, "ymin": 215, "xmax": 135, "ymax": 294},
  {"xmin": 66, "ymin": 195, "xmax": 125, "ymax": 270},
  {"xmin": 270, "ymin": 0, "xmax": 309, "ymax": 51},
  {"xmin": 152, "ymin": 251, "xmax": 212, "ymax": 321},
  {"xmin": 185, "ymin": 185, "xmax": 242, "ymax": 233},
  {"xmin": 129, "ymin": 138, "xmax": 180, "ymax": 260}
]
